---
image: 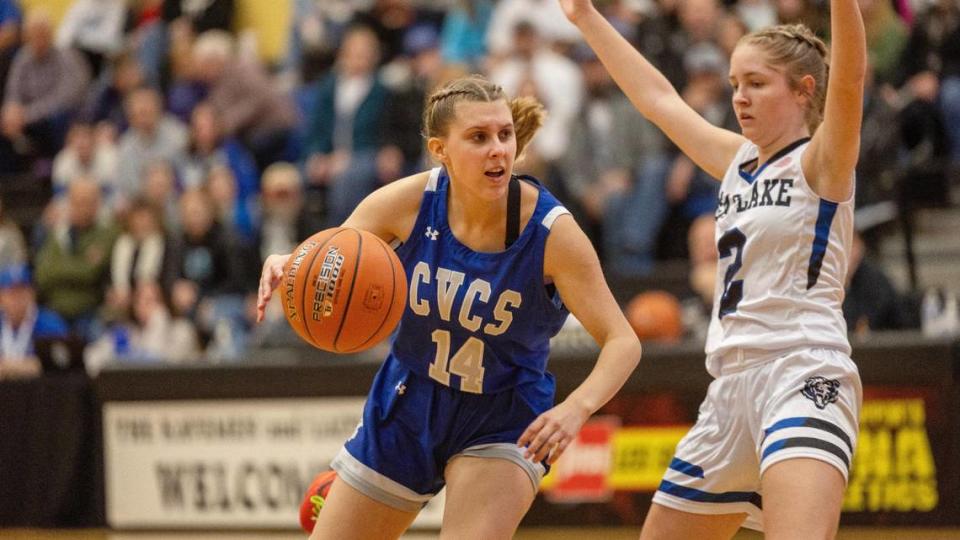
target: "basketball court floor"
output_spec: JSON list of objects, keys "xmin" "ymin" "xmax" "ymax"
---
[{"xmin": 2, "ymin": 528, "xmax": 960, "ymax": 539}]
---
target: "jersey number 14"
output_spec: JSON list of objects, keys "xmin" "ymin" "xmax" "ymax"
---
[{"xmin": 428, "ymin": 329, "xmax": 485, "ymax": 393}]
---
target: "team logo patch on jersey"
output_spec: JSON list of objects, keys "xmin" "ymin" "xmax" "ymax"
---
[{"xmin": 801, "ymin": 376, "xmax": 840, "ymax": 409}]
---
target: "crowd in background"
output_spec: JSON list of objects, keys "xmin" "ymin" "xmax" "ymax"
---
[{"xmin": 0, "ymin": 0, "xmax": 956, "ymax": 378}]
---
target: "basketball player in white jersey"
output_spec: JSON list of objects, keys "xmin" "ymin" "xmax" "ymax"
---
[{"xmin": 561, "ymin": 0, "xmax": 865, "ymax": 537}]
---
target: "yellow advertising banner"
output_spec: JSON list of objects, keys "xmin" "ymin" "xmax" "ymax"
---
[{"xmin": 609, "ymin": 427, "xmax": 690, "ymax": 490}]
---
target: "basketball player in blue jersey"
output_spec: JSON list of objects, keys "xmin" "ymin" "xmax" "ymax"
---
[
  {"xmin": 562, "ymin": 0, "xmax": 865, "ymax": 538},
  {"xmin": 255, "ymin": 74, "xmax": 642, "ymax": 539}
]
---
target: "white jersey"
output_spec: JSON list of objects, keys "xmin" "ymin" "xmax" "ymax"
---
[{"xmin": 705, "ymin": 138, "xmax": 853, "ymax": 376}]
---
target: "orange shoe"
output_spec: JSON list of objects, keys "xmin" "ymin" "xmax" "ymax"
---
[{"xmin": 299, "ymin": 470, "xmax": 337, "ymax": 533}]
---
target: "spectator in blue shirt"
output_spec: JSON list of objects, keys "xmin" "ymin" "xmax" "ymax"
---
[{"xmin": 0, "ymin": 263, "xmax": 69, "ymax": 381}]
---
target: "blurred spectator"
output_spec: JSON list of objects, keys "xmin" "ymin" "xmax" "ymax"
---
[
  {"xmin": 660, "ymin": 154, "xmax": 722, "ymax": 259},
  {"xmin": 656, "ymin": 39, "xmax": 730, "ymax": 258},
  {"xmin": 485, "ymin": 0, "xmax": 580, "ymax": 59},
  {"xmin": 677, "ymin": 0, "xmax": 725, "ymax": 70},
  {"xmin": 206, "ymin": 163, "xmax": 257, "ymax": 243},
  {"xmin": 0, "ymin": 0, "xmax": 21, "ymax": 95},
  {"xmin": 858, "ymin": 0, "xmax": 908, "ymax": 85},
  {"xmin": 163, "ymin": 187, "xmax": 253, "ymax": 360},
  {"xmin": 162, "ymin": 0, "xmax": 234, "ymax": 34},
  {"xmin": 142, "ymin": 159, "xmax": 182, "ymax": 231},
  {"xmin": 439, "ymin": 0, "xmax": 493, "ymax": 69},
  {"xmin": 180, "ymin": 102, "xmax": 258, "ymax": 197},
  {"xmin": 634, "ymin": 0, "xmax": 687, "ymax": 91},
  {"xmin": 379, "ymin": 23, "xmax": 451, "ymax": 180},
  {"xmin": 283, "ymin": 0, "xmax": 356, "ymax": 85},
  {"xmin": 560, "ymin": 44, "xmax": 669, "ymax": 277},
  {"xmin": 680, "ymin": 214, "xmax": 718, "ymax": 342},
  {"xmin": 164, "ymin": 17, "xmax": 205, "ymax": 120},
  {"xmin": 734, "ymin": 0, "xmax": 778, "ymax": 31},
  {"xmin": 162, "ymin": 187, "xmax": 248, "ymax": 318},
  {"xmin": 681, "ymin": 43, "xmax": 733, "ymax": 130},
  {"xmin": 856, "ymin": 61, "xmax": 902, "ymax": 208},
  {"xmin": 34, "ymin": 178, "xmax": 117, "ymax": 338},
  {"xmin": 81, "ymin": 50, "xmax": 145, "ymax": 129},
  {"xmin": 0, "ymin": 197, "xmax": 26, "ymax": 269},
  {"xmin": 774, "ymin": 0, "xmax": 829, "ymax": 37},
  {"xmin": 192, "ymin": 30, "xmax": 298, "ymax": 171},
  {"xmin": 0, "ymin": 9, "xmax": 90, "ymax": 167},
  {"xmin": 116, "ymin": 87, "xmax": 189, "ymax": 206},
  {"xmin": 895, "ymin": 0, "xmax": 960, "ymax": 165},
  {"xmin": 632, "ymin": 0, "xmax": 724, "ymax": 97},
  {"xmin": 305, "ymin": 25, "xmax": 390, "ymax": 226},
  {"xmin": 85, "ymin": 280, "xmax": 200, "ymax": 375},
  {"xmin": 126, "ymin": 0, "xmax": 166, "ymax": 88},
  {"xmin": 843, "ymin": 231, "xmax": 915, "ymax": 334},
  {"xmin": 109, "ymin": 199, "xmax": 167, "ymax": 312},
  {"xmin": 257, "ymin": 162, "xmax": 322, "ymax": 261},
  {"xmin": 894, "ymin": 74, "xmax": 952, "ymax": 206},
  {"xmin": 351, "ymin": 0, "xmax": 444, "ymax": 66},
  {"xmin": 715, "ymin": 11, "xmax": 750, "ymax": 57},
  {"xmin": 489, "ymin": 20, "xmax": 583, "ymax": 186},
  {"xmin": 56, "ymin": 0, "xmax": 128, "ymax": 76},
  {"xmin": 0, "ymin": 264, "xmax": 69, "ymax": 381},
  {"xmin": 52, "ymin": 121, "xmax": 119, "ymax": 203}
]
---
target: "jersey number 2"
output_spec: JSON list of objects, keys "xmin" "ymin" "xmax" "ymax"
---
[
  {"xmin": 718, "ymin": 228, "xmax": 746, "ymax": 318},
  {"xmin": 428, "ymin": 330, "xmax": 485, "ymax": 393}
]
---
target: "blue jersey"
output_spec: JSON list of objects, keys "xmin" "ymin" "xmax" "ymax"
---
[{"xmin": 389, "ymin": 167, "xmax": 571, "ymax": 394}]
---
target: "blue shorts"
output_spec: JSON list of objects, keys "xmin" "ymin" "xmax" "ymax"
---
[{"xmin": 332, "ymin": 355, "xmax": 554, "ymax": 511}]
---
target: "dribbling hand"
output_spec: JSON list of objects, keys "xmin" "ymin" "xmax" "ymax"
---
[
  {"xmin": 517, "ymin": 398, "xmax": 591, "ymax": 465},
  {"xmin": 256, "ymin": 253, "xmax": 290, "ymax": 323}
]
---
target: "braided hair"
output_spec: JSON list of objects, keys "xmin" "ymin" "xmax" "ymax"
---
[
  {"xmin": 422, "ymin": 74, "xmax": 545, "ymax": 159},
  {"xmin": 740, "ymin": 24, "xmax": 829, "ymax": 133}
]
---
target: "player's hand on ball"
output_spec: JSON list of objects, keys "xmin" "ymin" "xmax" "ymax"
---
[
  {"xmin": 256, "ymin": 253, "xmax": 290, "ymax": 323},
  {"xmin": 518, "ymin": 398, "xmax": 591, "ymax": 464}
]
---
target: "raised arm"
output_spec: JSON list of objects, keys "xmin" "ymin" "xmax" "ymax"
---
[
  {"xmin": 559, "ymin": 0, "xmax": 745, "ymax": 179},
  {"xmin": 517, "ymin": 214, "xmax": 641, "ymax": 463},
  {"xmin": 803, "ymin": 0, "xmax": 866, "ymax": 202}
]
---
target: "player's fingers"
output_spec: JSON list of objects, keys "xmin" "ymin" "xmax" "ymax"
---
[
  {"xmin": 523, "ymin": 420, "xmax": 559, "ymax": 459},
  {"xmin": 547, "ymin": 437, "xmax": 572, "ymax": 465},
  {"xmin": 259, "ymin": 264, "xmax": 281, "ymax": 301},
  {"xmin": 517, "ymin": 416, "xmax": 546, "ymax": 448},
  {"xmin": 533, "ymin": 430, "xmax": 565, "ymax": 463}
]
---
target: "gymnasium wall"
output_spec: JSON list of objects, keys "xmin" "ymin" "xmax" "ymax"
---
[{"xmin": 19, "ymin": 0, "xmax": 291, "ymax": 62}]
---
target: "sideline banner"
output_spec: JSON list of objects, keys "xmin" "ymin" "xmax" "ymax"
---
[
  {"xmin": 103, "ymin": 398, "xmax": 444, "ymax": 529},
  {"xmin": 532, "ymin": 388, "xmax": 957, "ymax": 527}
]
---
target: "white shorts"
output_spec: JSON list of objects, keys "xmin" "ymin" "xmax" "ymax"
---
[{"xmin": 652, "ymin": 348, "xmax": 862, "ymax": 531}]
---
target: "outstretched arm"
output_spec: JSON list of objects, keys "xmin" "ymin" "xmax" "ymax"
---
[
  {"xmin": 517, "ymin": 214, "xmax": 641, "ymax": 464},
  {"xmin": 803, "ymin": 0, "xmax": 866, "ymax": 202},
  {"xmin": 560, "ymin": 0, "xmax": 745, "ymax": 180}
]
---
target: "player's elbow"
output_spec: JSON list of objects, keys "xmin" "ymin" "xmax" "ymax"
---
[{"xmin": 617, "ymin": 333, "xmax": 643, "ymax": 371}]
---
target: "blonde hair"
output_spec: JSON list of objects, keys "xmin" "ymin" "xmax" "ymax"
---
[
  {"xmin": 740, "ymin": 24, "xmax": 828, "ymax": 134},
  {"xmin": 422, "ymin": 74, "xmax": 545, "ymax": 159}
]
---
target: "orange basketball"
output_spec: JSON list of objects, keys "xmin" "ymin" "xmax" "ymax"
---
[
  {"xmin": 282, "ymin": 227, "xmax": 407, "ymax": 353},
  {"xmin": 625, "ymin": 290, "xmax": 683, "ymax": 343}
]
